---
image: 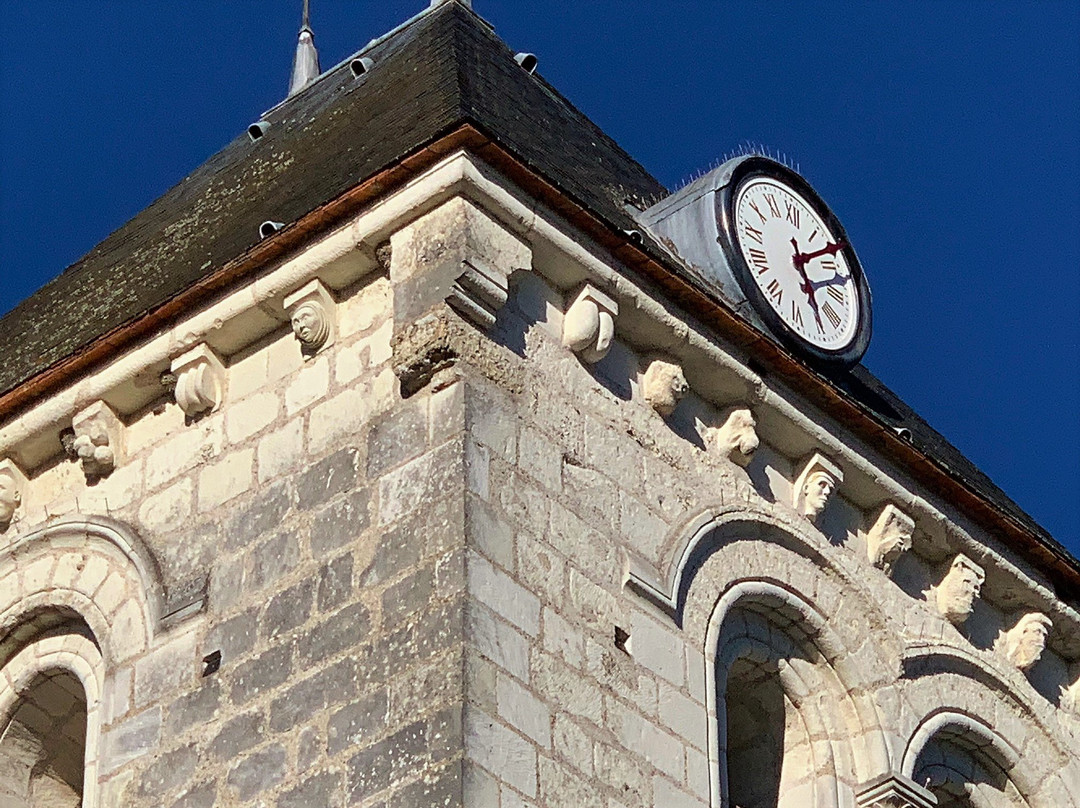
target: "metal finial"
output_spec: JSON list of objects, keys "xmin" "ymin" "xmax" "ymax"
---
[{"xmin": 289, "ymin": 0, "xmax": 321, "ymax": 96}]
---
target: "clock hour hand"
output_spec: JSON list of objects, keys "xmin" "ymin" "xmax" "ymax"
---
[{"xmin": 792, "ymin": 240, "xmax": 845, "ymax": 268}]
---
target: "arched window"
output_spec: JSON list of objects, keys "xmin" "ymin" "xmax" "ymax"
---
[
  {"xmin": 0, "ymin": 623, "xmax": 104, "ymax": 808},
  {"xmin": 709, "ymin": 584, "xmax": 872, "ymax": 808},
  {"xmin": 909, "ymin": 719, "xmax": 1031, "ymax": 808}
]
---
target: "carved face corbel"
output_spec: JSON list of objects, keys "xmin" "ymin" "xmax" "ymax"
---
[
  {"xmin": 1003, "ymin": 612, "xmax": 1052, "ymax": 671},
  {"xmin": 71, "ymin": 401, "xmax": 123, "ymax": 480},
  {"xmin": 562, "ymin": 283, "xmax": 618, "ymax": 364},
  {"xmin": 171, "ymin": 343, "xmax": 227, "ymax": 417},
  {"xmin": 642, "ymin": 358, "xmax": 688, "ymax": 416},
  {"xmin": 713, "ymin": 407, "xmax": 759, "ymax": 467},
  {"xmin": 284, "ymin": 279, "xmax": 336, "ymax": 356},
  {"xmin": 793, "ymin": 453, "xmax": 843, "ymax": 522},
  {"xmin": 866, "ymin": 503, "xmax": 915, "ymax": 573},
  {"xmin": 0, "ymin": 459, "xmax": 27, "ymax": 526},
  {"xmin": 935, "ymin": 553, "xmax": 985, "ymax": 625}
]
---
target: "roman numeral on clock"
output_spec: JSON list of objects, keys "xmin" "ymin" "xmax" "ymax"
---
[
  {"xmin": 743, "ymin": 223, "xmax": 764, "ymax": 244},
  {"xmin": 822, "ymin": 301, "xmax": 842, "ymax": 329},
  {"xmin": 749, "ymin": 200, "xmax": 767, "ymax": 224},
  {"xmin": 826, "ymin": 285, "xmax": 845, "ymax": 304},
  {"xmin": 791, "ymin": 300, "xmax": 803, "ymax": 328},
  {"xmin": 785, "ymin": 201, "xmax": 800, "ymax": 228},
  {"xmin": 766, "ymin": 278, "xmax": 783, "ymax": 304},
  {"xmin": 821, "ymin": 259, "xmax": 837, "ymax": 273},
  {"xmin": 748, "ymin": 248, "xmax": 770, "ymax": 274},
  {"xmin": 765, "ymin": 194, "xmax": 781, "ymax": 218}
]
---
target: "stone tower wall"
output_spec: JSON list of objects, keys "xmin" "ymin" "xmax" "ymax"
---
[{"xmin": 1, "ymin": 153, "xmax": 1078, "ymax": 807}]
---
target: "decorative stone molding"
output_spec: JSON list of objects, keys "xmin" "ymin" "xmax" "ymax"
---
[
  {"xmin": 642, "ymin": 358, "xmax": 688, "ymax": 416},
  {"xmin": 170, "ymin": 343, "xmax": 226, "ymax": 417},
  {"xmin": 562, "ymin": 283, "xmax": 618, "ymax": 364},
  {"xmin": 1003, "ymin": 612, "xmax": 1052, "ymax": 671},
  {"xmin": 856, "ymin": 772, "xmax": 937, "ymax": 808},
  {"xmin": 284, "ymin": 279, "xmax": 336, "ymax": 356},
  {"xmin": 71, "ymin": 401, "xmax": 123, "ymax": 480},
  {"xmin": 935, "ymin": 553, "xmax": 985, "ymax": 625},
  {"xmin": 0, "ymin": 459, "xmax": 27, "ymax": 526},
  {"xmin": 388, "ymin": 196, "xmax": 528, "ymax": 331},
  {"xmin": 793, "ymin": 452, "xmax": 843, "ymax": 522},
  {"xmin": 867, "ymin": 503, "xmax": 915, "ymax": 573},
  {"xmin": 713, "ymin": 407, "xmax": 759, "ymax": 467},
  {"xmin": 447, "ymin": 257, "xmax": 508, "ymax": 330}
]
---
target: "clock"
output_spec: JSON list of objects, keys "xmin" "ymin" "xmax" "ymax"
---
[{"xmin": 716, "ymin": 157, "xmax": 872, "ymax": 367}]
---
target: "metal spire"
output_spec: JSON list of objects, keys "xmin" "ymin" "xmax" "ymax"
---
[{"xmin": 288, "ymin": 0, "xmax": 321, "ymax": 96}]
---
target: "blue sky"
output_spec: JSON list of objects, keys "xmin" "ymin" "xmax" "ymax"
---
[{"xmin": 1, "ymin": 2, "xmax": 1078, "ymax": 552}]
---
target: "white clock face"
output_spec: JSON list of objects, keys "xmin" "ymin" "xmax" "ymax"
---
[{"xmin": 733, "ymin": 177, "xmax": 859, "ymax": 350}]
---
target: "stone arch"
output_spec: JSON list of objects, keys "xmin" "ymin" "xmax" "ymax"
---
[
  {"xmin": 645, "ymin": 508, "xmax": 899, "ymax": 807},
  {"xmin": 0, "ymin": 516, "xmax": 164, "ymax": 666},
  {"xmin": 0, "ymin": 629, "xmax": 105, "ymax": 808},
  {"xmin": 899, "ymin": 673, "xmax": 1077, "ymax": 808}
]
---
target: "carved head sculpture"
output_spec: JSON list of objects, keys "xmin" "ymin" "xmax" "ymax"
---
[
  {"xmin": 290, "ymin": 301, "xmax": 330, "ymax": 349},
  {"xmin": 792, "ymin": 453, "xmax": 843, "ymax": 523},
  {"xmin": 0, "ymin": 465, "xmax": 23, "ymax": 524},
  {"xmin": 936, "ymin": 554, "xmax": 985, "ymax": 624},
  {"xmin": 642, "ymin": 359, "xmax": 689, "ymax": 417},
  {"xmin": 801, "ymin": 470, "xmax": 837, "ymax": 519},
  {"xmin": 715, "ymin": 408, "xmax": 759, "ymax": 464},
  {"xmin": 867, "ymin": 504, "xmax": 915, "ymax": 573},
  {"xmin": 1004, "ymin": 612, "xmax": 1052, "ymax": 671}
]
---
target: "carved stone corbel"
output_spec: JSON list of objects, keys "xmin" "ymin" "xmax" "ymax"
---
[
  {"xmin": 171, "ymin": 343, "xmax": 227, "ymax": 417},
  {"xmin": 866, "ymin": 503, "xmax": 915, "ymax": 574},
  {"xmin": 448, "ymin": 257, "xmax": 508, "ymax": 330},
  {"xmin": 562, "ymin": 283, "xmax": 618, "ymax": 364},
  {"xmin": 0, "ymin": 459, "xmax": 27, "ymax": 527},
  {"xmin": 284, "ymin": 279, "xmax": 336, "ymax": 356},
  {"xmin": 71, "ymin": 401, "xmax": 124, "ymax": 480},
  {"xmin": 387, "ymin": 197, "xmax": 529, "ymax": 333},
  {"xmin": 856, "ymin": 772, "xmax": 937, "ymax": 808},
  {"xmin": 1003, "ymin": 612, "xmax": 1052, "ymax": 671},
  {"xmin": 642, "ymin": 358, "xmax": 688, "ymax": 416},
  {"xmin": 713, "ymin": 407, "xmax": 759, "ymax": 467},
  {"xmin": 935, "ymin": 554, "xmax": 984, "ymax": 625},
  {"xmin": 793, "ymin": 452, "xmax": 843, "ymax": 523}
]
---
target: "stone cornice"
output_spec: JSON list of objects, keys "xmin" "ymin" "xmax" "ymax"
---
[{"xmin": 0, "ymin": 142, "xmax": 1076, "ymax": 671}]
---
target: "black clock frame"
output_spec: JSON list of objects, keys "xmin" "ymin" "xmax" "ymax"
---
[{"xmin": 715, "ymin": 156, "xmax": 872, "ymax": 368}]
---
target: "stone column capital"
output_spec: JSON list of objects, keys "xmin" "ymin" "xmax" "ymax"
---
[{"xmin": 856, "ymin": 772, "xmax": 937, "ymax": 808}]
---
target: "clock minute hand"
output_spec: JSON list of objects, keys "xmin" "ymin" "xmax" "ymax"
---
[
  {"xmin": 793, "ymin": 240, "xmax": 845, "ymax": 268},
  {"xmin": 789, "ymin": 238, "xmax": 823, "ymax": 328}
]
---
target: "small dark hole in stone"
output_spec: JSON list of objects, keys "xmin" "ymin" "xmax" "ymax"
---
[
  {"xmin": 614, "ymin": 626, "xmax": 630, "ymax": 654},
  {"xmin": 202, "ymin": 650, "xmax": 222, "ymax": 677}
]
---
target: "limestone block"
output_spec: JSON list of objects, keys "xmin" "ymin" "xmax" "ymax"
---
[
  {"xmin": 71, "ymin": 400, "xmax": 124, "ymax": 479},
  {"xmin": 284, "ymin": 279, "xmax": 336, "ymax": 357},
  {"xmin": 170, "ymin": 343, "xmax": 226, "ymax": 417},
  {"xmin": 562, "ymin": 283, "xmax": 618, "ymax": 364},
  {"xmin": 792, "ymin": 452, "xmax": 843, "ymax": 523},
  {"xmin": 0, "ymin": 458, "xmax": 27, "ymax": 526},
  {"xmin": 935, "ymin": 554, "xmax": 984, "ymax": 625},
  {"xmin": 1065, "ymin": 676, "xmax": 1080, "ymax": 715},
  {"xmin": 866, "ymin": 503, "xmax": 915, "ymax": 574},
  {"xmin": 389, "ymin": 197, "xmax": 530, "ymax": 329},
  {"xmin": 642, "ymin": 358, "xmax": 689, "ymax": 416},
  {"xmin": 713, "ymin": 407, "xmax": 759, "ymax": 467},
  {"xmin": 1002, "ymin": 612, "xmax": 1052, "ymax": 671}
]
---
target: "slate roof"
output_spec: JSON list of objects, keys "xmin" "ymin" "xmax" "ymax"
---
[{"xmin": 0, "ymin": 2, "xmax": 1074, "ymax": 582}]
